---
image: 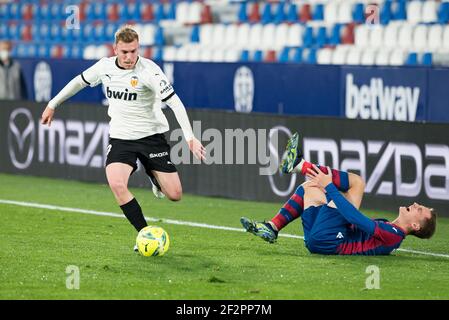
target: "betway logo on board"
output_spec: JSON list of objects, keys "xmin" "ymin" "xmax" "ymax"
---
[{"xmin": 345, "ymin": 73, "xmax": 420, "ymax": 121}]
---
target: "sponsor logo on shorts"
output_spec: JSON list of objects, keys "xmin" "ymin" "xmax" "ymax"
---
[{"xmin": 149, "ymin": 151, "xmax": 168, "ymax": 158}]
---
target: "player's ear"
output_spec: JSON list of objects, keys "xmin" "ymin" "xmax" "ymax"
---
[{"xmin": 411, "ymin": 221, "xmax": 421, "ymax": 232}]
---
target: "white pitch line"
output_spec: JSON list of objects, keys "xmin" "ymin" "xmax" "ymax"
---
[{"xmin": 1, "ymin": 199, "xmax": 448, "ymax": 259}]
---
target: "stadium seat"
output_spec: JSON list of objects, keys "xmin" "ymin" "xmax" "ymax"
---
[
  {"xmin": 224, "ymin": 48, "xmax": 240, "ymax": 62},
  {"xmin": 383, "ymin": 22, "xmax": 401, "ymax": 48},
  {"xmin": 154, "ymin": 3, "xmax": 165, "ymax": 21},
  {"xmin": 354, "ymin": 24, "xmax": 370, "ymax": 48},
  {"xmin": 249, "ymin": 2, "xmax": 261, "ymax": 23},
  {"xmin": 199, "ymin": 24, "xmax": 213, "ymax": 46},
  {"xmin": 176, "ymin": 2, "xmax": 189, "ymax": 24},
  {"xmin": 302, "ymin": 25, "xmax": 314, "ymax": 47},
  {"xmin": 273, "ymin": 2, "xmax": 285, "ymax": 24},
  {"xmin": 428, "ymin": 25, "xmax": 443, "ymax": 51},
  {"xmin": 338, "ymin": 1, "xmax": 353, "ymax": 24},
  {"xmin": 329, "ymin": 23, "xmax": 342, "ymax": 46},
  {"xmin": 238, "ymin": 1, "xmax": 248, "ymax": 22},
  {"xmin": 331, "ymin": 46, "xmax": 349, "ymax": 65},
  {"xmin": 413, "ymin": 25, "xmax": 427, "ymax": 50},
  {"xmin": 188, "ymin": 2, "xmax": 203, "ymax": 25},
  {"xmin": 398, "ymin": 24, "xmax": 414, "ymax": 49},
  {"xmin": 437, "ymin": 2, "xmax": 449, "ymax": 24},
  {"xmin": 389, "ymin": 49, "xmax": 405, "ymax": 65},
  {"xmin": 313, "ymin": 3, "xmax": 324, "ymax": 21},
  {"xmin": 140, "ymin": 3, "xmax": 153, "ymax": 22},
  {"xmin": 274, "ymin": 23, "xmax": 289, "ymax": 49},
  {"xmin": 421, "ymin": 1, "xmax": 437, "ymax": 23},
  {"xmin": 292, "ymin": 47, "xmax": 303, "ymax": 63},
  {"xmin": 175, "ymin": 46, "xmax": 189, "ymax": 61},
  {"xmin": 393, "ymin": 0, "xmax": 407, "ymax": 20},
  {"xmin": 224, "ymin": 24, "xmax": 238, "ymax": 47},
  {"xmin": 140, "ymin": 24, "xmax": 156, "ymax": 46},
  {"xmin": 261, "ymin": 23, "xmax": 276, "ymax": 50},
  {"xmin": 352, "ymin": 3, "xmax": 364, "ymax": 24},
  {"xmin": 155, "ymin": 27, "xmax": 164, "ymax": 46},
  {"xmin": 253, "ymin": 50, "xmax": 263, "ymax": 62},
  {"xmin": 236, "ymin": 23, "xmax": 251, "ymax": 48},
  {"xmin": 317, "ymin": 48, "xmax": 332, "ymax": 64},
  {"xmin": 305, "ymin": 48, "xmax": 317, "ymax": 64},
  {"xmin": 240, "ymin": 49, "xmax": 250, "ymax": 62},
  {"xmin": 167, "ymin": 2, "xmax": 176, "ymax": 20},
  {"xmin": 106, "ymin": 3, "xmax": 119, "ymax": 22},
  {"xmin": 375, "ymin": 49, "xmax": 390, "ymax": 65},
  {"xmin": 422, "ymin": 52, "xmax": 433, "ymax": 66},
  {"xmin": 278, "ymin": 47, "xmax": 290, "ymax": 63},
  {"xmin": 287, "ymin": 24, "xmax": 303, "ymax": 47},
  {"xmin": 187, "ymin": 45, "xmax": 201, "ymax": 62},
  {"xmin": 346, "ymin": 48, "xmax": 361, "ymax": 65},
  {"xmin": 199, "ymin": 46, "xmax": 213, "ymax": 62},
  {"xmin": 360, "ymin": 49, "xmax": 376, "ymax": 66},
  {"xmin": 162, "ymin": 46, "xmax": 177, "ymax": 61},
  {"xmin": 369, "ymin": 25, "xmax": 384, "ymax": 48},
  {"xmin": 407, "ymin": 1, "xmax": 423, "ymax": 23},
  {"xmin": 442, "ymin": 26, "xmax": 449, "ymax": 50},
  {"xmin": 299, "ymin": 3, "xmax": 312, "ymax": 23},
  {"xmin": 264, "ymin": 50, "xmax": 276, "ymax": 62},
  {"xmin": 201, "ymin": 4, "xmax": 213, "ymax": 24},
  {"xmin": 190, "ymin": 24, "xmax": 200, "ymax": 43},
  {"xmin": 261, "ymin": 3, "xmax": 273, "ymax": 24},
  {"xmin": 249, "ymin": 24, "xmax": 263, "ymax": 49},
  {"xmin": 380, "ymin": 1, "xmax": 392, "ymax": 25},
  {"xmin": 211, "ymin": 24, "xmax": 226, "ymax": 47},
  {"xmin": 211, "ymin": 48, "xmax": 225, "ymax": 62},
  {"xmin": 286, "ymin": 3, "xmax": 298, "ymax": 23},
  {"xmin": 152, "ymin": 46, "xmax": 163, "ymax": 61},
  {"xmin": 316, "ymin": 26, "xmax": 328, "ymax": 47},
  {"xmin": 324, "ymin": 2, "xmax": 338, "ymax": 24},
  {"xmin": 405, "ymin": 52, "xmax": 418, "ymax": 65}
]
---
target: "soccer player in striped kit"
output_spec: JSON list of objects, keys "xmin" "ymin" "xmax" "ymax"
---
[
  {"xmin": 241, "ymin": 132, "xmax": 436, "ymax": 256},
  {"xmin": 41, "ymin": 26, "xmax": 205, "ymax": 250}
]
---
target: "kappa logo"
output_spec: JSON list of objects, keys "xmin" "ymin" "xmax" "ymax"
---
[
  {"xmin": 149, "ymin": 152, "xmax": 168, "ymax": 159},
  {"xmin": 336, "ymin": 232, "xmax": 344, "ymax": 239}
]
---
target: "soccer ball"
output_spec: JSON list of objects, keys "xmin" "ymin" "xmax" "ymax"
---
[{"xmin": 136, "ymin": 226, "xmax": 170, "ymax": 257}]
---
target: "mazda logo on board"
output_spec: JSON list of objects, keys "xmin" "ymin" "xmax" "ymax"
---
[{"xmin": 8, "ymin": 108, "xmax": 35, "ymax": 169}]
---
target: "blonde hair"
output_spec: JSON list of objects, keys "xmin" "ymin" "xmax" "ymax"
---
[{"xmin": 114, "ymin": 25, "xmax": 139, "ymax": 44}]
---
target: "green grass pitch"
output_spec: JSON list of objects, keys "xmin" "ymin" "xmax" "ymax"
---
[{"xmin": 0, "ymin": 173, "xmax": 448, "ymax": 300}]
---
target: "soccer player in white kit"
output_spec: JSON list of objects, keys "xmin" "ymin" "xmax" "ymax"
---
[{"xmin": 41, "ymin": 26, "xmax": 206, "ymax": 248}]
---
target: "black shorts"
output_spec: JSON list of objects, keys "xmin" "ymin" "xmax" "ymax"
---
[{"xmin": 105, "ymin": 133, "xmax": 177, "ymax": 175}]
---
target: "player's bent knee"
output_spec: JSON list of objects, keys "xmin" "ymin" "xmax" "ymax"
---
[
  {"xmin": 109, "ymin": 180, "xmax": 128, "ymax": 195},
  {"xmin": 166, "ymin": 188, "xmax": 182, "ymax": 201}
]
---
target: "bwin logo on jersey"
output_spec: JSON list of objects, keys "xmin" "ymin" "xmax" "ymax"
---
[{"xmin": 106, "ymin": 87, "xmax": 137, "ymax": 101}]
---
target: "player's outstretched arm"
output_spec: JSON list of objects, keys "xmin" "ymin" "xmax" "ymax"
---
[
  {"xmin": 307, "ymin": 165, "xmax": 375, "ymax": 234},
  {"xmin": 165, "ymin": 94, "xmax": 206, "ymax": 161},
  {"xmin": 40, "ymin": 75, "xmax": 89, "ymax": 127}
]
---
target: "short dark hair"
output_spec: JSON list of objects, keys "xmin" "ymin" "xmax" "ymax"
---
[{"xmin": 411, "ymin": 209, "xmax": 437, "ymax": 239}]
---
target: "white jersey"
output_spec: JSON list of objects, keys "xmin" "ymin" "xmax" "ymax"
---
[{"xmin": 81, "ymin": 56, "xmax": 175, "ymax": 140}]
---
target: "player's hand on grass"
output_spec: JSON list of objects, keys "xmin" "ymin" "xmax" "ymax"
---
[
  {"xmin": 41, "ymin": 106, "xmax": 55, "ymax": 127},
  {"xmin": 188, "ymin": 137, "xmax": 206, "ymax": 161},
  {"xmin": 306, "ymin": 164, "xmax": 333, "ymax": 190}
]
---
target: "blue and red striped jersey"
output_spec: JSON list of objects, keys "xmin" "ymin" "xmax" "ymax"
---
[{"xmin": 336, "ymin": 219, "xmax": 406, "ymax": 255}]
